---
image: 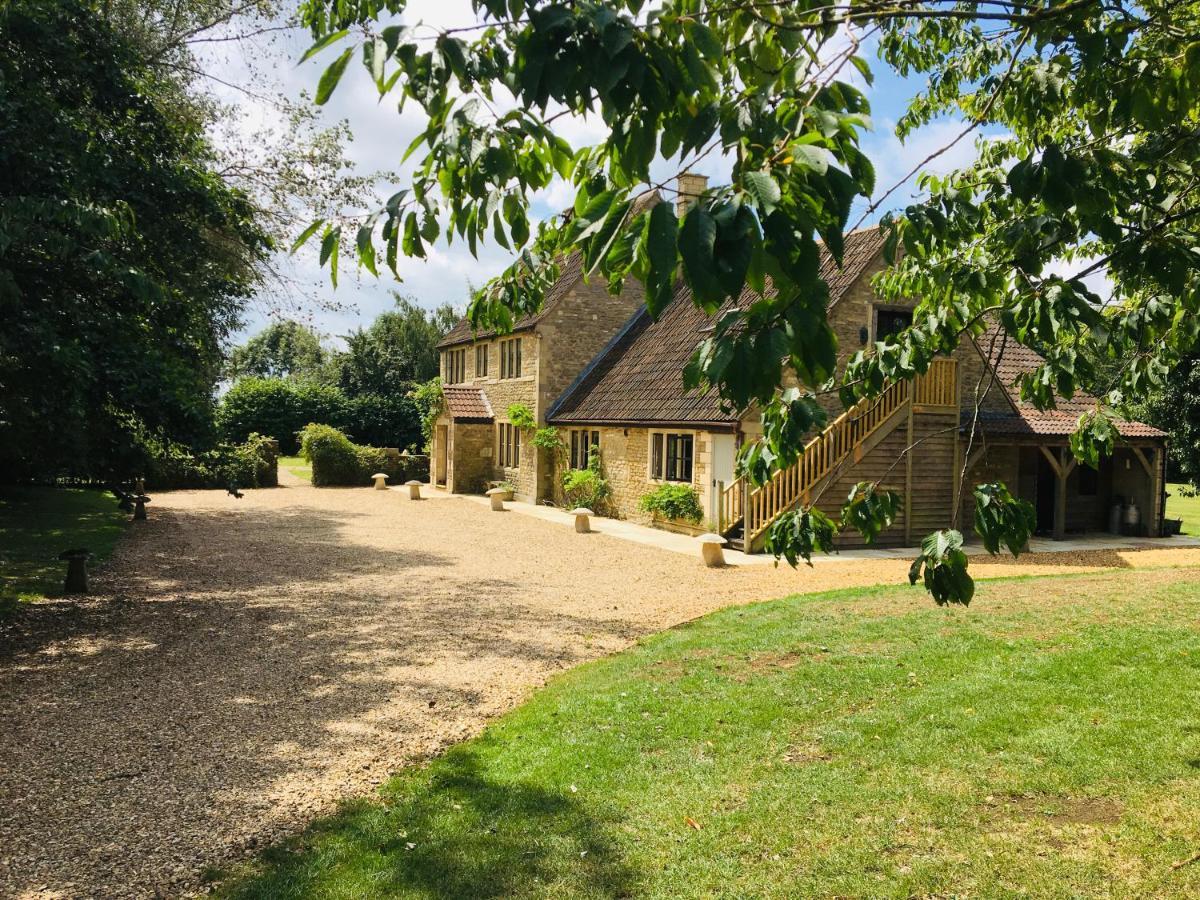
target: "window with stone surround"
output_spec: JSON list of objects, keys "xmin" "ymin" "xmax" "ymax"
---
[
  {"xmin": 475, "ymin": 343, "xmax": 489, "ymax": 378},
  {"xmin": 874, "ymin": 306, "xmax": 913, "ymax": 341},
  {"xmin": 443, "ymin": 348, "xmax": 466, "ymax": 384},
  {"xmin": 568, "ymin": 429, "xmax": 600, "ymax": 469},
  {"xmin": 649, "ymin": 431, "xmax": 693, "ymax": 483},
  {"xmin": 498, "ymin": 422, "xmax": 520, "ymax": 468},
  {"xmin": 500, "ymin": 337, "xmax": 522, "ymax": 378}
]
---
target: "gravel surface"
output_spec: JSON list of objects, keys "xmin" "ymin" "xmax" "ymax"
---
[{"xmin": 3, "ymin": 477, "xmax": 1199, "ymax": 898}]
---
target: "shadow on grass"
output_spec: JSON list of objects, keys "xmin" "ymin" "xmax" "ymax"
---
[{"xmin": 227, "ymin": 747, "xmax": 638, "ymax": 899}]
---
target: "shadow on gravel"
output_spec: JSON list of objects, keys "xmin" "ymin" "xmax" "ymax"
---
[
  {"xmin": 222, "ymin": 748, "xmax": 639, "ymax": 899},
  {"xmin": 0, "ymin": 497, "xmax": 643, "ymax": 898}
]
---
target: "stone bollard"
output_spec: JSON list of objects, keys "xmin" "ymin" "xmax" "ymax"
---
[
  {"xmin": 132, "ymin": 494, "xmax": 150, "ymax": 521},
  {"xmin": 59, "ymin": 548, "xmax": 92, "ymax": 594},
  {"xmin": 697, "ymin": 533, "xmax": 728, "ymax": 568},
  {"xmin": 486, "ymin": 487, "xmax": 507, "ymax": 511},
  {"xmin": 571, "ymin": 507, "xmax": 593, "ymax": 533},
  {"xmin": 371, "ymin": 472, "xmax": 390, "ymax": 491},
  {"xmin": 405, "ymin": 480, "xmax": 423, "ymax": 500}
]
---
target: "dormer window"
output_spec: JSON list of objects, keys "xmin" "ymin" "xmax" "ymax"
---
[{"xmin": 875, "ymin": 307, "xmax": 913, "ymax": 342}]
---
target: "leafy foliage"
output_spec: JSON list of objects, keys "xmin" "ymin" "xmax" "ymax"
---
[
  {"xmin": 296, "ymin": 0, "xmax": 1200, "ymax": 602},
  {"xmin": 143, "ymin": 434, "xmax": 279, "ymax": 491},
  {"xmin": 639, "ymin": 483, "xmax": 703, "ymax": 524},
  {"xmin": 1138, "ymin": 350, "xmax": 1200, "ymax": 486},
  {"xmin": 507, "ymin": 403, "xmax": 538, "ymax": 431},
  {"xmin": 0, "ymin": 0, "xmax": 268, "ymax": 482},
  {"xmin": 226, "ymin": 320, "xmax": 328, "ymax": 381},
  {"xmin": 840, "ymin": 483, "xmax": 900, "ymax": 546},
  {"xmin": 531, "ymin": 426, "xmax": 565, "ymax": 455},
  {"xmin": 562, "ymin": 449, "xmax": 611, "ymax": 511},
  {"xmin": 908, "ymin": 530, "xmax": 974, "ymax": 607},
  {"xmin": 764, "ymin": 508, "xmax": 838, "ymax": 568},
  {"xmin": 408, "ymin": 377, "xmax": 445, "ymax": 451},
  {"xmin": 325, "ymin": 295, "xmax": 458, "ymax": 395},
  {"xmin": 218, "ymin": 378, "xmax": 421, "ymax": 454},
  {"xmin": 298, "ymin": 423, "xmax": 427, "ymax": 487},
  {"xmin": 973, "ymin": 483, "xmax": 1036, "ymax": 557}
]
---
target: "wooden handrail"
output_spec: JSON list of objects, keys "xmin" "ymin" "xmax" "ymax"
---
[
  {"xmin": 914, "ymin": 358, "xmax": 957, "ymax": 407},
  {"xmin": 721, "ymin": 357, "xmax": 959, "ymax": 544}
]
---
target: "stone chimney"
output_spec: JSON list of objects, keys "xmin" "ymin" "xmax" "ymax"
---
[{"xmin": 675, "ymin": 172, "xmax": 709, "ymax": 217}]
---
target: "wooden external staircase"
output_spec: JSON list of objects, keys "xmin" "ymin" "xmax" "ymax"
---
[{"xmin": 719, "ymin": 358, "xmax": 959, "ymax": 553}]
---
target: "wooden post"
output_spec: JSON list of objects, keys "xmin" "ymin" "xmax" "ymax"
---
[
  {"xmin": 1053, "ymin": 456, "xmax": 1068, "ymax": 540},
  {"xmin": 904, "ymin": 398, "xmax": 914, "ymax": 545}
]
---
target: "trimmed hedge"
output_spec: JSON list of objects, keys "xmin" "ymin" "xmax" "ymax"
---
[
  {"xmin": 218, "ymin": 378, "xmax": 421, "ymax": 455},
  {"xmin": 298, "ymin": 424, "xmax": 428, "ymax": 487},
  {"xmin": 144, "ymin": 433, "xmax": 278, "ymax": 490}
]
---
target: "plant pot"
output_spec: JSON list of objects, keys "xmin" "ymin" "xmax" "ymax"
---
[{"xmin": 651, "ymin": 516, "xmax": 706, "ymax": 537}]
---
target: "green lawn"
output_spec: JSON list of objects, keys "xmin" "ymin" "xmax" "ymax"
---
[
  {"xmin": 0, "ymin": 487, "xmax": 127, "ymax": 614},
  {"xmin": 1166, "ymin": 482, "xmax": 1200, "ymax": 534},
  {"xmin": 218, "ymin": 567, "xmax": 1200, "ymax": 898},
  {"xmin": 278, "ymin": 456, "xmax": 312, "ymax": 482}
]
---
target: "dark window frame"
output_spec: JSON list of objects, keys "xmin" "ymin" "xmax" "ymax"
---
[
  {"xmin": 874, "ymin": 306, "xmax": 914, "ymax": 342},
  {"xmin": 500, "ymin": 338, "xmax": 523, "ymax": 379},
  {"xmin": 569, "ymin": 429, "xmax": 600, "ymax": 469},
  {"xmin": 444, "ymin": 348, "xmax": 467, "ymax": 384},
  {"xmin": 649, "ymin": 431, "xmax": 693, "ymax": 483},
  {"xmin": 475, "ymin": 343, "xmax": 489, "ymax": 378},
  {"xmin": 498, "ymin": 422, "xmax": 520, "ymax": 469}
]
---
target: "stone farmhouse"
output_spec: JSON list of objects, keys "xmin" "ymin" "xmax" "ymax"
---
[{"xmin": 432, "ymin": 176, "xmax": 1168, "ymax": 552}]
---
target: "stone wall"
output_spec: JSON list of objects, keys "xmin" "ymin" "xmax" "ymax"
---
[{"xmin": 548, "ymin": 425, "xmax": 715, "ymax": 526}]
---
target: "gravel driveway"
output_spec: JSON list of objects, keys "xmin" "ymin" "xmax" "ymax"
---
[{"xmin": 3, "ymin": 479, "xmax": 1198, "ymax": 898}]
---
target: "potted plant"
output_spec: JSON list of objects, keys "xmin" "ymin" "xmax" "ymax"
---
[{"xmin": 639, "ymin": 483, "xmax": 705, "ymax": 536}]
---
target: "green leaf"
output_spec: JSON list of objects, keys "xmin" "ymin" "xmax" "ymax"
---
[
  {"xmin": 299, "ymin": 29, "xmax": 349, "ymax": 64},
  {"xmin": 316, "ymin": 47, "xmax": 354, "ymax": 106},
  {"xmin": 742, "ymin": 171, "xmax": 781, "ymax": 215},
  {"xmin": 679, "ymin": 205, "xmax": 725, "ymax": 309},
  {"xmin": 290, "ymin": 219, "xmax": 324, "ymax": 254},
  {"xmin": 645, "ymin": 201, "xmax": 678, "ymax": 318},
  {"xmin": 356, "ymin": 224, "xmax": 377, "ymax": 276}
]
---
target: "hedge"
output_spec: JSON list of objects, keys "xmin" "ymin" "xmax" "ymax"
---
[
  {"xmin": 218, "ymin": 378, "xmax": 421, "ymax": 455},
  {"xmin": 144, "ymin": 433, "xmax": 278, "ymax": 491},
  {"xmin": 298, "ymin": 424, "xmax": 428, "ymax": 487}
]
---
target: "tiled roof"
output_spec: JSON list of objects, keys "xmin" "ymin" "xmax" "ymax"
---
[
  {"xmin": 437, "ymin": 194, "xmax": 660, "ymax": 349},
  {"xmin": 973, "ymin": 326, "xmax": 1165, "ymax": 439},
  {"xmin": 548, "ymin": 227, "xmax": 889, "ymax": 426},
  {"xmin": 442, "ymin": 386, "xmax": 493, "ymax": 421}
]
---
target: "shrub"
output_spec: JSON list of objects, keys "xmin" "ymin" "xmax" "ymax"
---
[
  {"xmin": 561, "ymin": 448, "xmax": 610, "ymax": 510},
  {"xmin": 298, "ymin": 423, "xmax": 427, "ymax": 487},
  {"xmin": 144, "ymin": 433, "xmax": 278, "ymax": 490},
  {"xmin": 218, "ymin": 378, "xmax": 422, "ymax": 455},
  {"xmin": 507, "ymin": 403, "xmax": 537, "ymax": 430},
  {"xmin": 409, "ymin": 377, "xmax": 444, "ymax": 450},
  {"xmin": 639, "ymin": 483, "xmax": 704, "ymax": 523}
]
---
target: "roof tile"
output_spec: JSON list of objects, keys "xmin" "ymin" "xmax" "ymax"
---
[{"xmin": 442, "ymin": 386, "xmax": 493, "ymax": 421}]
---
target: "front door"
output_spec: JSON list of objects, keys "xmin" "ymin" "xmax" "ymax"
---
[
  {"xmin": 709, "ymin": 432, "xmax": 737, "ymax": 526},
  {"xmin": 435, "ymin": 424, "xmax": 449, "ymax": 486}
]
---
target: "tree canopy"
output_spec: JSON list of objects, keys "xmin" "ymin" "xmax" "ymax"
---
[
  {"xmin": 296, "ymin": 0, "xmax": 1200, "ymax": 603},
  {"xmin": 0, "ymin": 0, "xmax": 269, "ymax": 480},
  {"xmin": 226, "ymin": 320, "xmax": 329, "ymax": 380}
]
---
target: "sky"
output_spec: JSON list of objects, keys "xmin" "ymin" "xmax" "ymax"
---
[{"xmin": 205, "ymin": 2, "xmax": 987, "ymax": 346}]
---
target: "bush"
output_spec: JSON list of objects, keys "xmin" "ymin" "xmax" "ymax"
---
[
  {"xmin": 298, "ymin": 423, "xmax": 427, "ymax": 487},
  {"xmin": 561, "ymin": 449, "xmax": 610, "ymax": 510},
  {"xmin": 144, "ymin": 433, "xmax": 278, "ymax": 490},
  {"xmin": 218, "ymin": 378, "xmax": 422, "ymax": 455},
  {"xmin": 639, "ymin": 483, "xmax": 703, "ymax": 523}
]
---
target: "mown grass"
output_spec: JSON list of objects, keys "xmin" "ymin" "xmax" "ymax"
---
[
  {"xmin": 278, "ymin": 456, "xmax": 312, "ymax": 482},
  {"xmin": 0, "ymin": 487, "xmax": 126, "ymax": 615},
  {"xmin": 218, "ymin": 566, "xmax": 1200, "ymax": 899},
  {"xmin": 1167, "ymin": 482, "xmax": 1200, "ymax": 534}
]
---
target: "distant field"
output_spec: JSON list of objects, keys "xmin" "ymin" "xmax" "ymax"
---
[
  {"xmin": 278, "ymin": 456, "xmax": 312, "ymax": 482},
  {"xmin": 0, "ymin": 487, "xmax": 126, "ymax": 615},
  {"xmin": 1166, "ymin": 483, "xmax": 1200, "ymax": 534}
]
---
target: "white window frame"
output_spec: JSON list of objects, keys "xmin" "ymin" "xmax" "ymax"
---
[{"xmin": 648, "ymin": 430, "xmax": 695, "ymax": 483}]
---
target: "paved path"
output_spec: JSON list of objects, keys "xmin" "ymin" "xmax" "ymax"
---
[{"xmin": 2, "ymin": 481, "xmax": 1199, "ymax": 897}]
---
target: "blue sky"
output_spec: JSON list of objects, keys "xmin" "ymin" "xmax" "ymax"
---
[{"xmin": 211, "ymin": 3, "xmax": 983, "ymax": 345}]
